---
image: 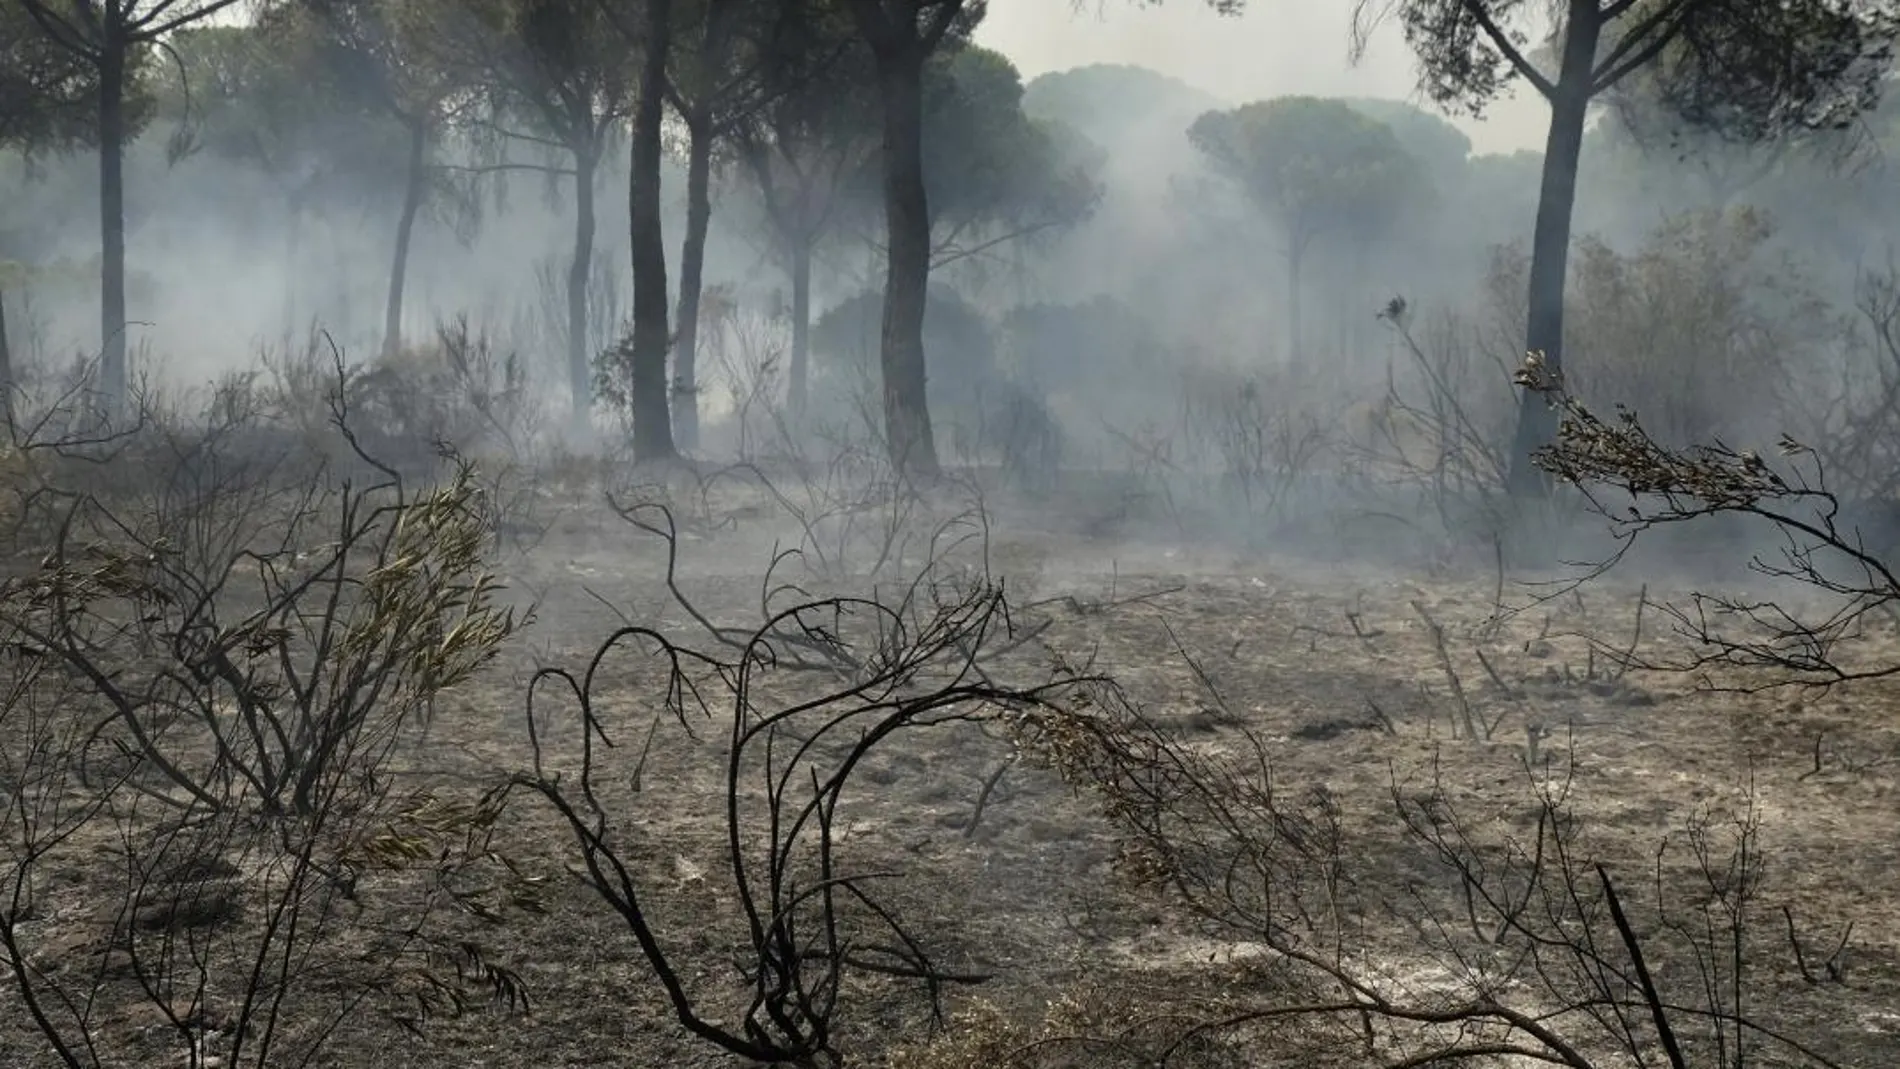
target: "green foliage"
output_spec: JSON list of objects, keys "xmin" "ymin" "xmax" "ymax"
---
[
  {"xmin": 813, "ymin": 283, "xmax": 997, "ymax": 405},
  {"xmin": 1189, "ymin": 95, "xmax": 1420, "ymax": 250},
  {"xmin": 1384, "ymin": 0, "xmax": 1895, "ymax": 135},
  {"xmin": 295, "ymin": 0, "xmax": 477, "ymax": 126},
  {"xmin": 1002, "ymin": 296, "xmax": 1155, "ymax": 387},
  {"xmin": 999, "ymin": 296, "xmax": 1163, "ymax": 448},
  {"xmin": 154, "ymin": 22, "xmax": 409, "ymax": 201},
  {"xmin": 730, "ymin": 1, "xmax": 880, "ymax": 230},
  {"xmin": 0, "ymin": 1, "xmax": 99, "ymax": 151},
  {"xmin": 445, "ymin": 0, "xmax": 639, "ymax": 162},
  {"xmin": 1020, "ymin": 62, "xmax": 1221, "ymax": 145},
  {"xmin": 346, "ymin": 463, "xmax": 518, "ymax": 693},
  {"xmin": 1383, "ymin": 0, "xmax": 1527, "ymax": 117},
  {"xmin": 1637, "ymin": 0, "xmax": 1895, "ymax": 142},
  {"xmin": 921, "ymin": 45, "xmax": 1104, "ymax": 253},
  {"xmin": 0, "ymin": 2, "xmax": 157, "ymax": 154},
  {"xmin": 750, "ymin": 40, "xmax": 1102, "ymax": 276},
  {"xmin": 1340, "ymin": 96, "xmax": 1470, "ymax": 177}
]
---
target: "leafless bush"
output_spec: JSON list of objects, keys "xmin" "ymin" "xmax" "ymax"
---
[
  {"xmin": 0, "ymin": 266, "xmax": 98, "ymax": 397},
  {"xmin": 526, "ymin": 251, "xmax": 625, "ymax": 395},
  {"xmin": 0, "ymin": 382, "xmax": 531, "ymax": 1067},
  {"xmin": 758, "ymin": 457, "xmax": 992, "ymax": 585},
  {"xmin": 2, "ymin": 349, "xmax": 116, "ymax": 446},
  {"xmin": 516, "ymin": 510, "xmax": 1077, "ymax": 1065},
  {"xmin": 937, "ymin": 376, "xmax": 1066, "ymax": 494},
  {"xmin": 1077, "ymin": 416, "xmax": 1196, "ymax": 543},
  {"xmin": 1348, "ymin": 210, "xmax": 1812, "ymax": 555},
  {"xmin": 0, "ymin": 359, "xmax": 287, "ymax": 568},
  {"xmin": 259, "ymin": 328, "xmax": 554, "ymax": 557},
  {"xmin": 1000, "ymin": 678, "xmax": 1847, "ymax": 1068},
  {"xmin": 596, "ymin": 348, "xmax": 991, "ymax": 585},
  {"xmin": 1787, "ymin": 257, "xmax": 1900, "ymax": 502},
  {"xmin": 1176, "ymin": 363, "xmax": 1327, "ymax": 526},
  {"xmin": 707, "ymin": 368, "xmax": 997, "ymax": 583},
  {"xmin": 1521, "ymin": 352, "xmax": 1900, "ymax": 688},
  {"xmin": 265, "ymin": 319, "xmax": 539, "ymax": 476},
  {"xmin": 591, "ymin": 321, "xmax": 649, "ymax": 442},
  {"xmin": 1352, "ymin": 300, "xmax": 1519, "ymax": 542},
  {"xmin": 608, "ymin": 492, "xmax": 1039, "ymax": 681},
  {"xmin": 700, "ymin": 293, "xmax": 792, "ymax": 462}
]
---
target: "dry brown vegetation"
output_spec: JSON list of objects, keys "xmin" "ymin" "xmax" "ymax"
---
[{"xmin": 2, "ymin": 304, "xmax": 1900, "ymax": 1069}]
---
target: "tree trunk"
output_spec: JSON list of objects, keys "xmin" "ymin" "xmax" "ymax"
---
[
  {"xmin": 1506, "ymin": 2, "xmax": 1603, "ymax": 496},
  {"xmin": 383, "ymin": 121, "xmax": 427, "ymax": 362},
  {"xmin": 1345, "ymin": 242, "xmax": 1369, "ymax": 357},
  {"xmin": 568, "ymin": 145, "xmax": 598, "ymax": 420},
  {"xmin": 672, "ymin": 115, "xmax": 714, "ymax": 452},
  {"xmin": 284, "ymin": 200, "xmax": 301, "ymax": 346},
  {"xmin": 1286, "ymin": 237, "xmax": 1304, "ymax": 361},
  {"xmin": 0, "ymin": 286, "xmax": 13, "ymax": 436},
  {"xmin": 872, "ymin": 47, "xmax": 939, "ymax": 477},
  {"xmin": 97, "ymin": 41, "xmax": 128, "ymax": 415},
  {"xmin": 628, "ymin": 0, "xmax": 678, "ymax": 462},
  {"xmin": 789, "ymin": 236, "xmax": 812, "ymax": 417}
]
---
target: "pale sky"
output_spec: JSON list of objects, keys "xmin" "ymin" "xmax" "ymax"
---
[{"xmin": 974, "ymin": 3, "xmax": 1550, "ymax": 156}]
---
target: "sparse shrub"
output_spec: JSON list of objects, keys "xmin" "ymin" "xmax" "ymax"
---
[
  {"xmin": 0, "ymin": 379, "xmax": 530, "ymax": 1068},
  {"xmin": 267, "ymin": 318, "xmax": 537, "ymax": 476},
  {"xmin": 525, "ymin": 249, "xmax": 625, "ymax": 405},
  {"xmin": 985, "ymin": 378, "xmax": 1065, "ymax": 490},
  {"xmin": 1344, "ymin": 207, "xmax": 1828, "ymax": 558},
  {"xmin": 1177, "ymin": 362, "xmax": 1328, "ymax": 525},
  {"xmin": 1522, "ymin": 349, "xmax": 1900, "ymax": 686},
  {"xmin": 1007, "ymin": 674, "xmax": 1843, "ymax": 1069},
  {"xmin": 999, "ymin": 296, "xmax": 1160, "ymax": 448},
  {"xmin": 699, "ymin": 296, "xmax": 793, "ymax": 462},
  {"xmin": 811, "ymin": 284, "xmax": 998, "ymax": 423},
  {"xmin": 1350, "ymin": 300, "xmax": 1522, "ymax": 547},
  {"xmin": 517, "ymin": 505, "xmax": 1070, "ymax": 1065},
  {"xmin": 1495, "ymin": 207, "xmax": 1835, "ymax": 450},
  {"xmin": 1784, "ymin": 258, "xmax": 1900, "ymax": 502}
]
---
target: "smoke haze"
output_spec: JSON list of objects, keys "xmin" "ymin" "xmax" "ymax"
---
[{"xmin": 974, "ymin": 2, "xmax": 1552, "ymax": 154}]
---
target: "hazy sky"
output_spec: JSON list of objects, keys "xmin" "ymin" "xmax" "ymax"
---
[{"xmin": 974, "ymin": 3, "xmax": 1550, "ymax": 156}]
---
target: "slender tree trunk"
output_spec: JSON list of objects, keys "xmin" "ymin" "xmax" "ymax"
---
[
  {"xmin": 1345, "ymin": 243, "xmax": 1368, "ymax": 357},
  {"xmin": 0, "ymin": 286, "xmax": 13, "ymax": 436},
  {"xmin": 1286, "ymin": 239, "xmax": 1304, "ymax": 361},
  {"xmin": 1506, "ymin": 2, "xmax": 1603, "ymax": 496},
  {"xmin": 284, "ymin": 201, "xmax": 300, "ymax": 346},
  {"xmin": 672, "ymin": 115, "xmax": 714, "ymax": 451},
  {"xmin": 789, "ymin": 236, "xmax": 812, "ymax": 417},
  {"xmin": 568, "ymin": 145, "xmax": 598, "ymax": 419},
  {"xmin": 743, "ymin": 135, "xmax": 821, "ymax": 423},
  {"xmin": 97, "ymin": 40, "xmax": 128, "ymax": 415},
  {"xmin": 872, "ymin": 47, "xmax": 939, "ymax": 477},
  {"xmin": 628, "ymin": 0, "xmax": 678, "ymax": 461},
  {"xmin": 383, "ymin": 121, "xmax": 427, "ymax": 362}
]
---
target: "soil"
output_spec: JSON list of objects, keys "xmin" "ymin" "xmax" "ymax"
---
[{"xmin": 4, "ymin": 473, "xmax": 1899, "ymax": 1069}]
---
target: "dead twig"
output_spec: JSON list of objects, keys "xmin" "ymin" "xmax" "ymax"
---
[{"xmin": 1412, "ymin": 600, "xmax": 1480, "ymax": 740}]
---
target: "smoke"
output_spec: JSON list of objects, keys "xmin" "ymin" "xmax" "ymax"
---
[{"xmin": 5, "ymin": 3, "xmax": 1896, "ymax": 580}]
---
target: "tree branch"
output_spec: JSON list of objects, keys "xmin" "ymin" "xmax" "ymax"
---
[{"xmin": 1457, "ymin": 0, "xmax": 1558, "ymax": 99}]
